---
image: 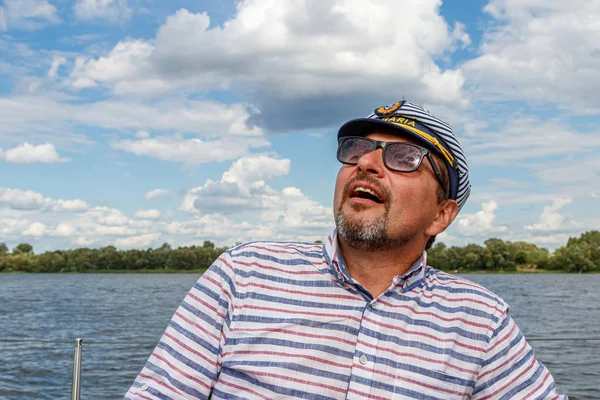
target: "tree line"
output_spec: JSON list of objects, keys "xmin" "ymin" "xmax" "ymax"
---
[
  {"xmin": 427, "ymin": 230, "xmax": 600, "ymax": 273},
  {"xmin": 1, "ymin": 230, "xmax": 599, "ymax": 273},
  {"xmin": 0, "ymin": 242, "xmax": 229, "ymax": 273}
]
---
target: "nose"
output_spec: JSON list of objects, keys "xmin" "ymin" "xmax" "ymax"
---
[{"xmin": 356, "ymin": 147, "xmax": 385, "ymax": 177}]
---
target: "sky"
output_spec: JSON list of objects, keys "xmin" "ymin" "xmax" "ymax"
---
[{"xmin": 1, "ymin": 0, "xmax": 600, "ymax": 252}]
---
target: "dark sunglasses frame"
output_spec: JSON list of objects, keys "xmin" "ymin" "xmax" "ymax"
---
[{"xmin": 337, "ymin": 136, "xmax": 448, "ymax": 197}]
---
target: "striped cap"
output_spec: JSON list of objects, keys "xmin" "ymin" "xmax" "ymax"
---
[{"xmin": 338, "ymin": 100, "xmax": 471, "ymax": 212}]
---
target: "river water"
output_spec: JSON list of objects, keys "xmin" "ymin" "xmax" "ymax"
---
[{"xmin": 0, "ymin": 273, "xmax": 598, "ymax": 399}]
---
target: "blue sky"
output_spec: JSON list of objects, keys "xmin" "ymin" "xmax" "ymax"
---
[{"xmin": 1, "ymin": 0, "xmax": 599, "ymax": 252}]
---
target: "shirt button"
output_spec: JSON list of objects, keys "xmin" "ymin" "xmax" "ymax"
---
[
  {"xmin": 405, "ymin": 279, "xmax": 411, "ymax": 286},
  {"xmin": 359, "ymin": 354, "xmax": 368, "ymax": 365},
  {"xmin": 141, "ymin": 384, "xmax": 149, "ymax": 391}
]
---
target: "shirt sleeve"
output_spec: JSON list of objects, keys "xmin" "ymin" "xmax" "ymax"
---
[
  {"xmin": 124, "ymin": 251, "xmax": 236, "ymax": 400},
  {"xmin": 472, "ymin": 309, "xmax": 568, "ymax": 400}
]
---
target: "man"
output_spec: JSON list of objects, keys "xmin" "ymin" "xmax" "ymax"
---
[{"xmin": 126, "ymin": 101, "xmax": 567, "ymax": 399}]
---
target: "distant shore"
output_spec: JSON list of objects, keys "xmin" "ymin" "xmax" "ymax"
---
[{"xmin": 3, "ymin": 230, "xmax": 599, "ymax": 274}]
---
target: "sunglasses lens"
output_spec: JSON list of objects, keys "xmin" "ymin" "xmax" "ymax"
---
[
  {"xmin": 338, "ymin": 137, "xmax": 375, "ymax": 164},
  {"xmin": 338, "ymin": 137, "xmax": 425, "ymax": 172},
  {"xmin": 385, "ymin": 143, "xmax": 423, "ymax": 171}
]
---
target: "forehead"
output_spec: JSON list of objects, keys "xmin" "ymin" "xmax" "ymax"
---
[{"xmin": 365, "ymin": 130, "xmax": 420, "ymax": 146}]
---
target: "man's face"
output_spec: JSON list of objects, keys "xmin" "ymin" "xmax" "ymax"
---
[{"xmin": 333, "ymin": 131, "xmax": 443, "ymax": 251}]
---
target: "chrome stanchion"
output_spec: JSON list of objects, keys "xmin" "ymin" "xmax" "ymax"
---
[{"xmin": 71, "ymin": 338, "xmax": 83, "ymax": 400}]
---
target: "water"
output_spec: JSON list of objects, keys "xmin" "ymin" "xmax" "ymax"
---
[{"xmin": 0, "ymin": 273, "xmax": 599, "ymax": 399}]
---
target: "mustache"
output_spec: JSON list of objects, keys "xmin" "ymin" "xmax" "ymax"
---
[{"xmin": 341, "ymin": 174, "xmax": 391, "ymax": 203}]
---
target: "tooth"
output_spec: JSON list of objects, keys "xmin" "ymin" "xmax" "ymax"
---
[{"xmin": 354, "ymin": 187, "xmax": 381, "ymax": 201}]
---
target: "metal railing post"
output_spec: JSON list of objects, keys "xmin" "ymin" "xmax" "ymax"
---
[{"xmin": 71, "ymin": 338, "xmax": 83, "ymax": 400}]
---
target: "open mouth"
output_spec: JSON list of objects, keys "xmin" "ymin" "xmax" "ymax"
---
[{"xmin": 350, "ymin": 186, "xmax": 384, "ymax": 204}]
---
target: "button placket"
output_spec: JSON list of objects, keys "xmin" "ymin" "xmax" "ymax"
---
[{"xmin": 347, "ymin": 304, "xmax": 378, "ymax": 399}]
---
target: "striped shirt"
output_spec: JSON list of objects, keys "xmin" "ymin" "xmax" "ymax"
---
[{"xmin": 125, "ymin": 230, "xmax": 567, "ymax": 399}]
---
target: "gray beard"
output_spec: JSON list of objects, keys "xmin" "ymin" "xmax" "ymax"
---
[
  {"xmin": 335, "ymin": 175, "xmax": 417, "ymax": 252},
  {"xmin": 335, "ymin": 203, "xmax": 415, "ymax": 252},
  {"xmin": 336, "ymin": 208, "xmax": 391, "ymax": 251}
]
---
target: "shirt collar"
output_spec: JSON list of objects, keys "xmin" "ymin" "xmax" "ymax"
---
[
  {"xmin": 324, "ymin": 228, "xmax": 427, "ymax": 288},
  {"xmin": 324, "ymin": 228, "xmax": 348, "ymax": 282}
]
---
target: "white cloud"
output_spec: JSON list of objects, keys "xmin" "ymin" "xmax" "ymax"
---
[
  {"xmin": 144, "ymin": 189, "xmax": 169, "ymax": 200},
  {"xmin": 178, "ymin": 155, "xmax": 332, "ymax": 241},
  {"xmin": 530, "ymin": 157, "xmax": 600, "ymax": 186},
  {"xmin": 69, "ymin": 39, "xmax": 154, "ymax": 91},
  {"xmin": 115, "ymin": 233, "xmax": 160, "ymax": 249},
  {"xmin": 53, "ymin": 199, "xmax": 88, "ymax": 212},
  {"xmin": 74, "ymin": 0, "xmax": 131, "ymax": 23},
  {"xmin": 23, "ymin": 222, "xmax": 47, "ymax": 236},
  {"xmin": 74, "ymin": 236, "xmax": 96, "ymax": 246},
  {"xmin": 0, "ymin": 187, "xmax": 49, "ymax": 210},
  {"xmin": 2, "ymin": 143, "xmax": 69, "ymax": 164},
  {"xmin": 54, "ymin": 223, "xmax": 77, "ymax": 236},
  {"xmin": 520, "ymin": 233, "xmax": 573, "ymax": 245},
  {"xmin": 182, "ymin": 179, "xmax": 269, "ymax": 215},
  {"xmin": 82, "ymin": 206, "xmax": 128, "ymax": 226},
  {"xmin": 135, "ymin": 209, "xmax": 161, "ymax": 219},
  {"xmin": 182, "ymin": 155, "xmax": 291, "ymax": 214},
  {"xmin": 436, "ymin": 231, "xmax": 450, "ymax": 242},
  {"xmin": 466, "ymin": 117, "xmax": 600, "ymax": 167},
  {"xmin": 0, "ymin": 96, "xmax": 265, "ymax": 148},
  {"xmin": 258, "ymin": 186, "xmax": 332, "ymax": 235},
  {"xmin": 0, "ymin": 216, "xmax": 30, "ymax": 237},
  {"xmin": 468, "ymin": 190, "xmax": 558, "ymax": 207},
  {"xmin": 450, "ymin": 21, "xmax": 471, "ymax": 48},
  {"xmin": 0, "ymin": 96, "xmax": 89, "ymax": 147},
  {"xmin": 457, "ymin": 200, "xmax": 509, "ymax": 236},
  {"xmin": 456, "ymin": 113, "xmax": 600, "ymax": 207},
  {"xmin": 111, "ymin": 134, "xmax": 270, "ymax": 165},
  {"xmin": 67, "ymin": 0, "xmax": 469, "ymax": 131},
  {"xmin": 0, "ymin": 179, "xmax": 332, "ymax": 249},
  {"xmin": 47, "ymin": 56, "xmax": 67, "ymax": 78},
  {"xmin": 95, "ymin": 224, "xmax": 138, "ymax": 236},
  {"xmin": 223, "ymin": 155, "xmax": 291, "ymax": 185},
  {"xmin": 463, "ymin": 0, "xmax": 600, "ymax": 111},
  {"xmin": 156, "ymin": 1, "xmax": 468, "ymax": 101},
  {"xmin": 525, "ymin": 198, "xmax": 573, "ymax": 232},
  {"xmin": 0, "ymin": 188, "xmax": 87, "ymax": 212},
  {"xmin": 60, "ymin": 207, "xmax": 140, "ymax": 240},
  {"xmin": 0, "ymin": 0, "xmax": 59, "ymax": 30}
]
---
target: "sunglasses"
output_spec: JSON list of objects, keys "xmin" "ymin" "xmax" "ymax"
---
[{"xmin": 337, "ymin": 136, "xmax": 448, "ymax": 197}]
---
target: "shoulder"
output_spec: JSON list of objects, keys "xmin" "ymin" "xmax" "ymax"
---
[
  {"xmin": 422, "ymin": 267, "xmax": 509, "ymax": 316},
  {"xmin": 227, "ymin": 240, "xmax": 324, "ymax": 258},
  {"xmin": 222, "ymin": 240, "xmax": 327, "ymax": 278},
  {"xmin": 225, "ymin": 241, "xmax": 325, "ymax": 268}
]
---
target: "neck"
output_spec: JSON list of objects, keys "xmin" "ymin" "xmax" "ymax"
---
[{"xmin": 337, "ymin": 235, "xmax": 424, "ymax": 298}]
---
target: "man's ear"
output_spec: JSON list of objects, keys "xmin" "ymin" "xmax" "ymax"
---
[{"xmin": 425, "ymin": 199, "xmax": 459, "ymax": 237}]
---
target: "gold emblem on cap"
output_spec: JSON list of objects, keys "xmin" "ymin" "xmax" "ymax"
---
[{"xmin": 375, "ymin": 101, "xmax": 405, "ymax": 116}]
